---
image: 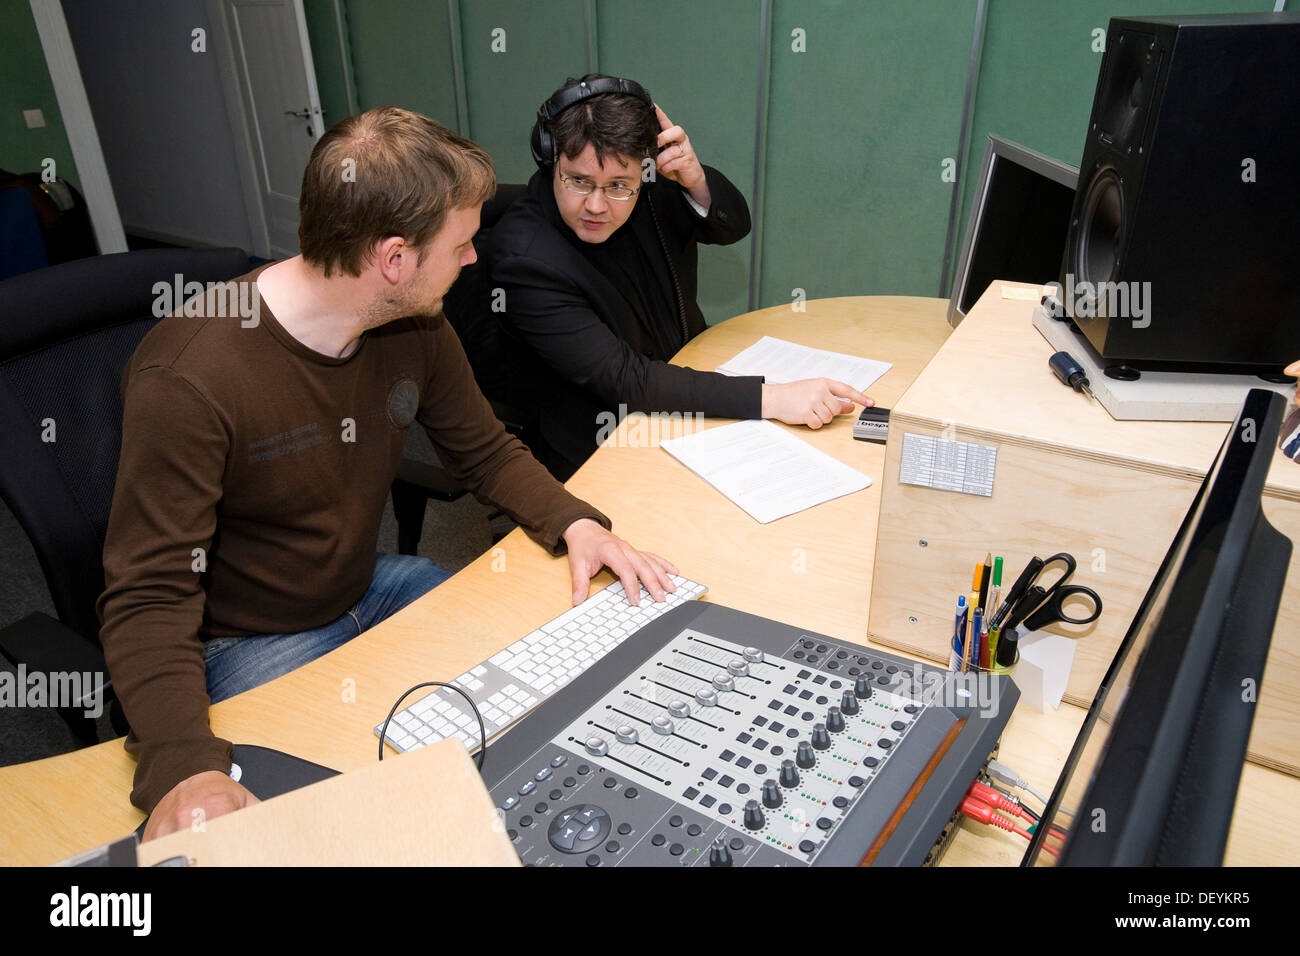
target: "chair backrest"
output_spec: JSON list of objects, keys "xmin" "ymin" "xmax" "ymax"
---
[
  {"xmin": 0, "ymin": 247, "xmax": 250, "ymax": 643},
  {"xmin": 442, "ymin": 184, "xmax": 539, "ymax": 412}
]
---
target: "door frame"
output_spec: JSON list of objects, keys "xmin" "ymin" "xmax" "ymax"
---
[{"xmin": 27, "ymin": 0, "xmax": 127, "ymax": 254}]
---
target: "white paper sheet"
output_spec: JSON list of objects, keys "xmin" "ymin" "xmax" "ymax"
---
[
  {"xmin": 1015, "ymin": 630, "xmax": 1077, "ymax": 712},
  {"xmin": 715, "ymin": 336, "xmax": 892, "ymax": 390},
  {"xmin": 659, "ymin": 419, "xmax": 872, "ymax": 524}
]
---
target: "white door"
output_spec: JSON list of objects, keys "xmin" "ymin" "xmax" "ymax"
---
[{"xmin": 207, "ymin": 0, "xmax": 326, "ymax": 257}]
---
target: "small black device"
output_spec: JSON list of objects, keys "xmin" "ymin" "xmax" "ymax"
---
[
  {"xmin": 1060, "ymin": 13, "xmax": 1300, "ymax": 373},
  {"xmin": 1047, "ymin": 351, "xmax": 1094, "ymax": 400},
  {"xmin": 1023, "ymin": 389, "xmax": 1292, "ymax": 866},
  {"xmin": 853, "ymin": 405, "xmax": 890, "ymax": 443}
]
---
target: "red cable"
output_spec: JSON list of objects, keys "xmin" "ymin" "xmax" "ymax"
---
[
  {"xmin": 961, "ymin": 797, "xmax": 1063, "ymax": 858},
  {"xmin": 968, "ymin": 780, "xmax": 1035, "ymax": 822}
]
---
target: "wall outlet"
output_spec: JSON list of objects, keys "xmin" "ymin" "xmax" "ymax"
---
[{"xmin": 23, "ymin": 109, "xmax": 47, "ymax": 129}]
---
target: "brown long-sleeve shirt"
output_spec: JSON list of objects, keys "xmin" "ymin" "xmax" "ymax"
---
[{"xmin": 97, "ymin": 268, "xmax": 608, "ymax": 813}]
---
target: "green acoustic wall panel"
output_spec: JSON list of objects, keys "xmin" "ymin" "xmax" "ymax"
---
[
  {"xmin": 0, "ymin": 1, "xmax": 80, "ymax": 190},
  {"xmin": 949, "ymin": 0, "xmax": 1282, "ymax": 295},
  {"xmin": 458, "ymin": 0, "xmax": 590, "ymax": 186},
  {"xmin": 596, "ymin": 0, "xmax": 761, "ymax": 324},
  {"xmin": 343, "ymin": 0, "xmax": 460, "ymax": 128},
  {"xmin": 759, "ymin": 0, "xmax": 978, "ymax": 308}
]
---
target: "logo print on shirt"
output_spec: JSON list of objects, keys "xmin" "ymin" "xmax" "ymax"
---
[{"xmin": 386, "ymin": 377, "xmax": 419, "ymax": 428}]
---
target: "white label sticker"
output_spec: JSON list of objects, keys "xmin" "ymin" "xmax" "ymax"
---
[{"xmin": 899, "ymin": 433, "xmax": 997, "ymax": 497}]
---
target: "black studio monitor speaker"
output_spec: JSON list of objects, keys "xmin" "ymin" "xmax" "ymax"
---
[{"xmin": 1059, "ymin": 13, "xmax": 1300, "ymax": 374}]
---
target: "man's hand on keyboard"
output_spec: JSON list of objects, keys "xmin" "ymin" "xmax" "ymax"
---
[
  {"xmin": 143, "ymin": 770, "xmax": 260, "ymax": 843},
  {"xmin": 562, "ymin": 518, "xmax": 678, "ymax": 607}
]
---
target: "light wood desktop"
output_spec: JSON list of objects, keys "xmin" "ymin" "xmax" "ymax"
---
[
  {"xmin": 134, "ymin": 740, "xmax": 518, "ymax": 867},
  {"xmin": 1, "ymin": 295, "xmax": 1295, "ymax": 866}
]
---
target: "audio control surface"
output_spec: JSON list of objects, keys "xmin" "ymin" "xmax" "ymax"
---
[{"xmin": 483, "ymin": 603, "xmax": 1018, "ymax": 866}]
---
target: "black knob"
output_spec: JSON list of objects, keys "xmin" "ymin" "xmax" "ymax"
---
[
  {"xmin": 854, "ymin": 675, "xmax": 873, "ymax": 698},
  {"xmin": 796, "ymin": 740, "xmax": 816, "ymax": 769},
  {"xmin": 779, "ymin": 758, "xmax": 800, "ymax": 788},
  {"xmin": 709, "ymin": 836, "xmax": 733, "ymax": 867},
  {"xmin": 743, "ymin": 799, "xmax": 765, "ymax": 831},
  {"xmin": 826, "ymin": 706, "xmax": 845, "ymax": 733},
  {"xmin": 762, "ymin": 778, "xmax": 783, "ymax": 809},
  {"xmin": 811, "ymin": 723, "xmax": 831, "ymax": 750},
  {"xmin": 840, "ymin": 690, "xmax": 859, "ymax": 715}
]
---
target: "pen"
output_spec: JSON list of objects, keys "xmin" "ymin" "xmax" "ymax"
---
[
  {"xmin": 988, "ymin": 556, "xmax": 1004, "ymax": 624},
  {"xmin": 995, "ymin": 622, "xmax": 1020, "ymax": 669},
  {"xmin": 950, "ymin": 595, "xmax": 968, "ymax": 672},
  {"xmin": 977, "ymin": 553, "xmax": 992, "ymax": 612},
  {"xmin": 991, "ymin": 557, "xmax": 1043, "ymax": 631},
  {"xmin": 971, "ymin": 609, "xmax": 984, "ymax": 671}
]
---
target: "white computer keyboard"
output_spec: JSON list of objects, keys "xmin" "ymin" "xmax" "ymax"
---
[{"xmin": 376, "ymin": 574, "xmax": 707, "ymax": 754}]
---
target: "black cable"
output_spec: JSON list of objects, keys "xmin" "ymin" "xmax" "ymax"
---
[
  {"xmin": 646, "ymin": 186, "xmax": 689, "ymax": 349},
  {"xmin": 984, "ymin": 776, "xmax": 1040, "ymax": 820},
  {"xmin": 378, "ymin": 681, "xmax": 487, "ymax": 772}
]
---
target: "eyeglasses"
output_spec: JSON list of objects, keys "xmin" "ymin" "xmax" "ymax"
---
[{"xmin": 557, "ymin": 171, "xmax": 639, "ymax": 201}]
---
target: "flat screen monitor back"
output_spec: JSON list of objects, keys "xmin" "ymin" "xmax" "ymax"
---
[
  {"xmin": 948, "ymin": 136, "xmax": 1077, "ymax": 327},
  {"xmin": 1023, "ymin": 388, "xmax": 1291, "ymax": 866}
]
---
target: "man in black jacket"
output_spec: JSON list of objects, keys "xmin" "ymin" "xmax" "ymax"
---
[{"xmin": 489, "ymin": 75, "xmax": 872, "ymax": 480}]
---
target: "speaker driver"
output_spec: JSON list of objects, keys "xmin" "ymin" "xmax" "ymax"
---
[
  {"xmin": 1095, "ymin": 31, "xmax": 1157, "ymax": 151},
  {"xmin": 1075, "ymin": 168, "xmax": 1124, "ymax": 290}
]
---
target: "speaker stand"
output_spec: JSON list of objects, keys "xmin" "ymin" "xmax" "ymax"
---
[
  {"xmin": 1258, "ymin": 371, "xmax": 1297, "ymax": 385},
  {"xmin": 1031, "ymin": 306, "xmax": 1294, "ymax": 422},
  {"xmin": 1104, "ymin": 365, "xmax": 1142, "ymax": 382}
]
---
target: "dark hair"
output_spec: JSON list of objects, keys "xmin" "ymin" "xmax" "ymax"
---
[
  {"xmin": 549, "ymin": 74, "xmax": 659, "ymax": 167},
  {"xmin": 299, "ymin": 107, "xmax": 495, "ymax": 278}
]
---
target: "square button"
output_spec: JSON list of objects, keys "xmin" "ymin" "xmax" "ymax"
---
[
  {"xmin": 813, "ymin": 675, "xmax": 827, "ymax": 685},
  {"xmin": 683, "ymin": 787, "xmax": 700, "ymax": 800},
  {"xmin": 736, "ymin": 732, "xmax": 752, "ymax": 744},
  {"xmin": 783, "ymin": 684, "xmax": 798, "ymax": 695},
  {"xmin": 718, "ymin": 775, "xmax": 734, "ymax": 788},
  {"xmin": 735, "ymin": 756, "xmax": 752, "ymax": 769},
  {"xmin": 768, "ymin": 699, "xmax": 782, "ymax": 710},
  {"xmin": 769, "ymin": 722, "xmax": 784, "ymax": 733},
  {"xmin": 784, "ymin": 705, "xmax": 799, "ymax": 716},
  {"xmin": 700, "ymin": 794, "xmax": 717, "ymax": 808},
  {"xmin": 720, "ymin": 749, "xmax": 735, "ymax": 762},
  {"xmin": 701, "ymin": 767, "xmax": 718, "ymax": 781},
  {"xmin": 753, "ymin": 738, "xmax": 768, "ymax": 750},
  {"xmin": 798, "ymin": 690, "xmax": 813, "ymax": 700},
  {"xmin": 797, "ymin": 669, "xmax": 811, "ymax": 679},
  {"xmin": 753, "ymin": 716, "xmax": 768, "ymax": 727}
]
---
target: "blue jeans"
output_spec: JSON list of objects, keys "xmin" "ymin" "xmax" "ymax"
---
[{"xmin": 202, "ymin": 554, "xmax": 451, "ymax": 703}]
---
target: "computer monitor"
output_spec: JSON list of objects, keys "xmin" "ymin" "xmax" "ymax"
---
[
  {"xmin": 1023, "ymin": 388, "xmax": 1292, "ymax": 866},
  {"xmin": 947, "ymin": 135, "xmax": 1077, "ymax": 327}
]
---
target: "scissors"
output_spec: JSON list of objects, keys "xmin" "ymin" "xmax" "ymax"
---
[{"xmin": 993, "ymin": 552, "xmax": 1102, "ymax": 634}]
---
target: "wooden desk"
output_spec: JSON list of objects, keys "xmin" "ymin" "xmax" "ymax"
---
[{"xmin": 2, "ymin": 295, "xmax": 1295, "ymax": 866}]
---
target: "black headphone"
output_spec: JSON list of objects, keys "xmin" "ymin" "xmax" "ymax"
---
[{"xmin": 530, "ymin": 75, "xmax": 654, "ymax": 169}]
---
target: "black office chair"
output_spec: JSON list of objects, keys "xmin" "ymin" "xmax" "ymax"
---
[
  {"xmin": 0, "ymin": 247, "xmax": 250, "ymax": 748},
  {"xmin": 391, "ymin": 183, "xmax": 542, "ymax": 553}
]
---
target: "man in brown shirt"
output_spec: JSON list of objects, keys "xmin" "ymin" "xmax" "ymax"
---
[{"xmin": 97, "ymin": 108, "xmax": 678, "ymax": 840}]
